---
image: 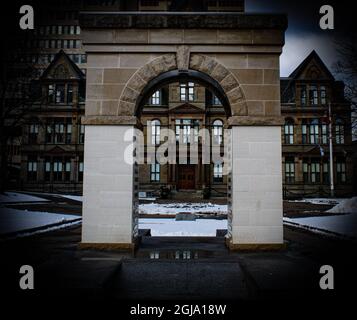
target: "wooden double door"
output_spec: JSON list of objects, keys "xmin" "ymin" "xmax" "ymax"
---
[{"xmin": 177, "ymin": 165, "xmax": 196, "ymax": 190}]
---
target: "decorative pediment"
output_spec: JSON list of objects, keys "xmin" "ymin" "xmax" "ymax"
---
[
  {"xmin": 41, "ymin": 50, "xmax": 85, "ymax": 81},
  {"xmin": 170, "ymin": 103, "xmax": 205, "ymax": 114},
  {"xmin": 289, "ymin": 50, "xmax": 334, "ymax": 81},
  {"xmin": 47, "ymin": 146, "xmax": 67, "ymax": 154}
]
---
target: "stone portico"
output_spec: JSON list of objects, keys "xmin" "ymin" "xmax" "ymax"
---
[{"xmin": 79, "ymin": 13, "xmax": 287, "ymax": 250}]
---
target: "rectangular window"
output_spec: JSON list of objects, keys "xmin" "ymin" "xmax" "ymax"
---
[
  {"xmin": 27, "ymin": 159, "xmax": 37, "ymax": 181},
  {"xmin": 302, "ymin": 124, "xmax": 308, "ymax": 144},
  {"xmin": 309, "ymin": 122, "xmax": 319, "ymax": 144},
  {"xmin": 212, "ymin": 95, "xmax": 222, "ymax": 106},
  {"xmin": 303, "ymin": 161, "xmax": 309, "ymax": 183},
  {"xmin": 55, "ymin": 84, "xmax": 65, "ymax": 103},
  {"xmin": 67, "ymin": 84, "xmax": 73, "ymax": 103},
  {"xmin": 213, "ymin": 162, "xmax": 223, "ymax": 183},
  {"xmin": 300, "ymin": 85, "xmax": 307, "ymax": 106},
  {"xmin": 29, "ymin": 124, "xmax": 39, "ymax": 144},
  {"xmin": 45, "ymin": 160, "xmax": 51, "ymax": 181},
  {"xmin": 54, "ymin": 122, "xmax": 65, "ymax": 143},
  {"xmin": 284, "ymin": 123, "xmax": 294, "ymax": 144},
  {"xmin": 150, "ymin": 163, "xmax": 160, "ymax": 182},
  {"xmin": 320, "ymin": 85, "xmax": 327, "ymax": 105},
  {"xmin": 175, "ymin": 119, "xmax": 199, "ymax": 143},
  {"xmin": 53, "ymin": 159, "xmax": 63, "ymax": 181},
  {"xmin": 285, "ymin": 158, "xmax": 295, "ymax": 183},
  {"xmin": 150, "ymin": 90, "xmax": 161, "ymax": 105},
  {"xmin": 336, "ymin": 160, "xmax": 346, "ymax": 183},
  {"xmin": 311, "ymin": 160, "xmax": 320, "ymax": 183},
  {"xmin": 66, "ymin": 123, "xmax": 72, "ymax": 144},
  {"xmin": 335, "ymin": 124, "xmax": 345, "ymax": 144},
  {"xmin": 46, "ymin": 123, "xmax": 53, "ymax": 143},
  {"xmin": 323, "ymin": 162, "xmax": 329, "ymax": 184},
  {"xmin": 64, "ymin": 161, "xmax": 71, "ymax": 181},
  {"xmin": 78, "ymin": 161, "xmax": 84, "ymax": 182},
  {"xmin": 321, "ymin": 124, "xmax": 328, "ymax": 144},
  {"xmin": 309, "ymin": 85, "xmax": 318, "ymax": 105},
  {"xmin": 79, "ymin": 124, "xmax": 85, "ymax": 144},
  {"xmin": 48, "ymin": 84, "xmax": 55, "ymax": 103},
  {"xmin": 180, "ymin": 82, "xmax": 195, "ymax": 102}
]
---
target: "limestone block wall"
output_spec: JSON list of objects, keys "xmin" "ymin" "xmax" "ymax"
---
[
  {"xmin": 81, "ymin": 125, "xmax": 134, "ymax": 246},
  {"xmin": 230, "ymin": 126, "xmax": 283, "ymax": 248}
]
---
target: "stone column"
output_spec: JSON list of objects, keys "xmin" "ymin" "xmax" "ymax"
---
[
  {"xmin": 80, "ymin": 124, "xmax": 135, "ymax": 249},
  {"xmin": 229, "ymin": 125, "xmax": 284, "ymax": 250}
]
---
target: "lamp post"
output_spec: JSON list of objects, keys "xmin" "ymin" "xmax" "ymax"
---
[{"xmin": 328, "ymin": 102, "xmax": 335, "ymax": 197}]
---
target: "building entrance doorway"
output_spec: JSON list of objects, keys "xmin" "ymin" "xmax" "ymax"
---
[{"xmin": 178, "ymin": 165, "xmax": 195, "ymax": 190}]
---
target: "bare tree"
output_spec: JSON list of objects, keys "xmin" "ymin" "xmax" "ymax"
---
[
  {"xmin": 334, "ymin": 34, "xmax": 357, "ymax": 139},
  {"xmin": 0, "ymin": 52, "xmax": 43, "ymax": 193}
]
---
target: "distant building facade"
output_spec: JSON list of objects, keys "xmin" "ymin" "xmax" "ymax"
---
[{"xmin": 4, "ymin": 0, "xmax": 355, "ymax": 198}]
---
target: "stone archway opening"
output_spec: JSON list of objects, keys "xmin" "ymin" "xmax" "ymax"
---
[{"xmin": 135, "ymin": 71, "xmax": 232, "ymax": 240}]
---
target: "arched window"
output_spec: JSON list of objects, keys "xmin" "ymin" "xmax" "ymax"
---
[
  {"xmin": 284, "ymin": 119, "xmax": 294, "ymax": 144},
  {"xmin": 335, "ymin": 118, "xmax": 345, "ymax": 144},
  {"xmin": 150, "ymin": 119, "xmax": 161, "ymax": 145},
  {"xmin": 212, "ymin": 119, "xmax": 223, "ymax": 145}
]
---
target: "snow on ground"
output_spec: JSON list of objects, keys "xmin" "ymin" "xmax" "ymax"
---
[
  {"xmin": 284, "ymin": 211, "xmax": 357, "ymax": 239},
  {"xmin": 0, "ymin": 192, "xmax": 48, "ymax": 203},
  {"xmin": 139, "ymin": 218, "xmax": 227, "ymax": 236},
  {"xmin": 326, "ymin": 197, "xmax": 357, "ymax": 214},
  {"xmin": 0, "ymin": 207, "xmax": 79, "ymax": 235},
  {"xmin": 288, "ymin": 198, "xmax": 345, "ymax": 206},
  {"xmin": 139, "ymin": 202, "xmax": 227, "ymax": 215},
  {"xmin": 60, "ymin": 195, "xmax": 83, "ymax": 202}
]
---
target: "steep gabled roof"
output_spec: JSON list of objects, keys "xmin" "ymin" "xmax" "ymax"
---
[
  {"xmin": 40, "ymin": 50, "xmax": 85, "ymax": 81},
  {"xmin": 289, "ymin": 50, "xmax": 335, "ymax": 81}
]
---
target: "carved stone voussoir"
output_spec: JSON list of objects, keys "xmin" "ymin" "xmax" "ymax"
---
[
  {"xmin": 227, "ymin": 86, "xmax": 244, "ymax": 105},
  {"xmin": 121, "ymin": 87, "xmax": 139, "ymax": 104},
  {"xmin": 176, "ymin": 45, "xmax": 190, "ymax": 71},
  {"xmin": 220, "ymin": 73, "xmax": 239, "ymax": 93},
  {"xmin": 118, "ymin": 100, "xmax": 135, "ymax": 116}
]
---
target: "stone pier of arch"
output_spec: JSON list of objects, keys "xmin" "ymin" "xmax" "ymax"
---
[{"xmin": 79, "ymin": 12, "xmax": 287, "ymax": 250}]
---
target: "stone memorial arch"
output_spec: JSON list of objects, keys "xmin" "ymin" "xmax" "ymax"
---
[{"xmin": 79, "ymin": 12, "xmax": 287, "ymax": 250}]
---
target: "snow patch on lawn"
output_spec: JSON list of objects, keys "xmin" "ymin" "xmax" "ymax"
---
[
  {"xmin": 139, "ymin": 202, "xmax": 227, "ymax": 215},
  {"xmin": 0, "ymin": 192, "xmax": 48, "ymax": 203},
  {"xmin": 139, "ymin": 218, "xmax": 227, "ymax": 236},
  {"xmin": 288, "ymin": 198, "xmax": 345, "ymax": 206},
  {"xmin": 284, "ymin": 211, "xmax": 357, "ymax": 239},
  {"xmin": 0, "ymin": 207, "xmax": 79, "ymax": 235},
  {"xmin": 326, "ymin": 197, "xmax": 357, "ymax": 214}
]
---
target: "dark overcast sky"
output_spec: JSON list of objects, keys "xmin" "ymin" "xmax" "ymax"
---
[{"xmin": 246, "ymin": 0, "xmax": 355, "ymax": 76}]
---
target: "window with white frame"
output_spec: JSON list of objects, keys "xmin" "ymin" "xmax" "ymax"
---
[
  {"xmin": 285, "ymin": 157, "xmax": 295, "ymax": 183},
  {"xmin": 175, "ymin": 119, "xmax": 199, "ymax": 143},
  {"xmin": 150, "ymin": 90, "xmax": 161, "ymax": 105},
  {"xmin": 27, "ymin": 158, "xmax": 37, "ymax": 181},
  {"xmin": 150, "ymin": 120, "xmax": 161, "ymax": 145},
  {"xmin": 284, "ymin": 119, "xmax": 294, "ymax": 144},
  {"xmin": 212, "ymin": 119, "xmax": 223, "ymax": 145},
  {"xmin": 150, "ymin": 163, "xmax": 160, "ymax": 182},
  {"xmin": 180, "ymin": 82, "xmax": 195, "ymax": 102}
]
